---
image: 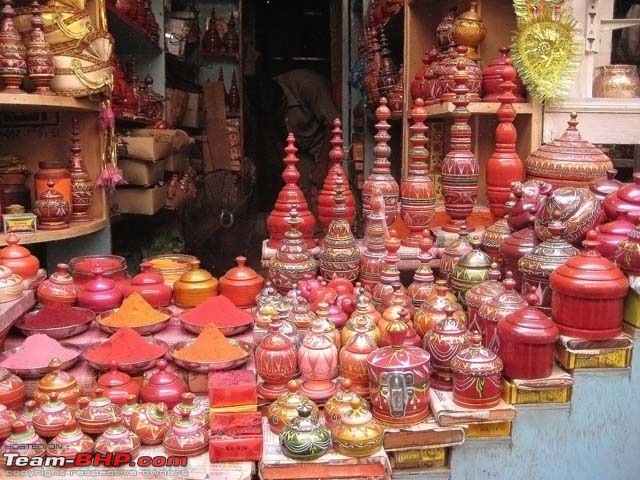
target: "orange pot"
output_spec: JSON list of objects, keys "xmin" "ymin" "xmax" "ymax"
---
[{"xmin": 219, "ymin": 256, "xmax": 264, "ymax": 308}]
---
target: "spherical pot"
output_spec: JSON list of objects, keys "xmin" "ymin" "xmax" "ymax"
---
[
  {"xmin": 69, "ymin": 255, "xmax": 127, "ymax": 290},
  {"xmin": 499, "ymin": 227, "xmax": 539, "ymax": 291},
  {"xmin": 0, "ymin": 366, "xmax": 25, "ymax": 411},
  {"xmin": 171, "ymin": 393, "xmax": 208, "ymax": 428},
  {"xmin": 33, "ymin": 393, "xmax": 73, "ymax": 438},
  {"xmin": 125, "ymin": 262, "xmax": 172, "ymax": 308},
  {"xmin": 341, "ymin": 296, "xmax": 381, "ymax": 349},
  {"xmin": 590, "ymin": 169, "xmax": 622, "ymax": 202},
  {"xmin": 255, "ymin": 317, "xmax": 298, "ymax": 400},
  {"xmin": 331, "ymin": 398, "xmax": 384, "ymax": 458},
  {"xmin": 439, "ymin": 228, "xmax": 473, "ymax": 282},
  {"xmin": 451, "ymin": 1, "xmax": 486, "ymax": 61},
  {"xmin": 76, "ymin": 266, "xmax": 123, "ymax": 313},
  {"xmin": 451, "ymin": 332, "xmax": 503, "ymax": 408},
  {"xmin": 17, "ymin": 400, "xmax": 37, "ymax": 429},
  {"xmin": 144, "ymin": 254, "xmax": 195, "ymax": 287},
  {"xmin": 297, "ymin": 318, "xmax": 339, "ymax": 402},
  {"xmin": 596, "ymin": 211, "xmax": 637, "ymax": 260},
  {"xmin": 34, "ymin": 359, "xmax": 80, "ymax": 407},
  {"xmin": 95, "ymin": 421, "xmax": 141, "ymax": 457},
  {"xmin": 46, "ymin": 420, "xmax": 94, "ymax": 461},
  {"xmin": 449, "ymin": 240, "xmax": 492, "ymax": 306},
  {"xmin": 498, "ymin": 291, "xmax": 559, "ymax": 379},
  {"xmin": 592, "ymin": 64, "xmax": 640, "ymax": 98},
  {"xmin": 614, "ymin": 215, "xmax": 640, "ymax": 275},
  {"xmin": 94, "ymin": 361, "xmax": 140, "ymax": 407},
  {"xmin": 279, "ymin": 404, "xmax": 331, "ymax": 461},
  {"xmin": 551, "ymin": 231, "xmax": 629, "ymax": 340},
  {"xmin": 163, "ymin": 410, "xmax": 209, "ymax": 457},
  {"xmin": 219, "ymin": 256, "xmax": 265, "ymax": 308},
  {"xmin": 267, "ymin": 380, "xmax": 319, "ymax": 435},
  {"xmin": 0, "ymin": 404, "xmax": 16, "ymax": 440},
  {"xmin": 140, "ymin": 359, "xmax": 188, "ymax": 410},
  {"xmin": 0, "ymin": 233, "xmax": 39, "ymax": 279},
  {"xmin": 120, "ymin": 395, "xmax": 139, "ymax": 430},
  {"xmin": 129, "ymin": 402, "xmax": 170, "ymax": 445},
  {"xmin": 36, "ymin": 263, "xmax": 77, "ymax": 305},
  {"xmin": 465, "ymin": 265, "xmax": 504, "ymax": 336},
  {"xmin": 173, "ymin": 260, "xmax": 219, "ymax": 308},
  {"xmin": 35, "ymin": 162, "xmax": 71, "ymax": 213},
  {"xmin": 324, "ymin": 379, "xmax": 369, "ymax": 430},
  {"xmin": 603, "ymin": 172, "xmax": 640, "ymax": 220},
  {"xmin": 76, "ymin": 392, "xmax": 121, "ymax": 436},
  {"xmin": 0, "ymin": 423, "xmax": 46, "ymax": 468}
]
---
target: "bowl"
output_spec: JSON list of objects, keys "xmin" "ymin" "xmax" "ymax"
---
[
  {"xmin": 83, "ymin": 338, "xmax": 169, "ymax": 375},
  {"xmin": 15, "ymin": 307, "xmax": 96, "ymax": 340},
  {"xmin": 167, "ymin": 339, "xmax": 253, "ymax": 373},
  {"xmin": 143, "ymin": 254, "xmax": 197, "ymax": 286},
  {"xmin": 96, "ymin": 307, "xmax": 173, "ymax": 335},
  {"xmin": 177, "ymin": 310, "xmax": 252, "ymax": 337},
  {"xmin": 0, "ymin": 343, "xmax": 82, "ymax": 379}
]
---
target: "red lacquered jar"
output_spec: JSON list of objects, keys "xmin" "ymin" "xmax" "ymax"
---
[
  {"xmin": 465, "ymin": 264, "xmax": 504, "ymax": 335},
  {"xmin": 0, "ymin": 233, "xmax": 39, "ymax": 280},
  {"xmin": 590, "ymin": 169, "xmax": 622, "ymax": 202},
  {"xmin": 125, "ymin": 262, "xmax": 172, "ymax": 308},
  {"xmin": 219, "ymin": 256, "xmax": 265, "ymax": 308},
  {"xmin": 414, "ymin": 281, "xmax": 464, "ymax": 338},
  {"xmin": 614, "ymin": 216, "xmax": 640, "ymax": 276},
  {"xmin": 76, "ymin": 266, "xmax": 123, "ymax": 313},
  {"xmin": 498, "ymin": 291, "xmax": 559, "ymax": 379},
  {"xmin": 451, "ymin": 332, "xmax": 503, "ymax": 408},
  {"xmin": 477, "ymin": 272, "xmax": 526, "ymax": 354},
  {"xmin": 499, "ymin": 227, "xmax": 539, "ymax": 291},
  {"xmin": 94, "ymin": 361, "xmax": 141, "ymax": 407},
  {"xmin": 603, "ymin": 172, "xmax": 640, "ymax": 220},
  {"xmin": 551, "ymin": 231, "xmax": 629, "ymax": 339},
  {"xmin": 423, "ymin": 306, "xmax": 471, "ymax": 391},
  {"xmin": 255, "ymin": 316, "xmax": 298, "ymax": 400},
  {"xmin": 140, "ymin": 360, "xmax": 188, "ymax": 410},
  {"xmin": 37, "ymin": 263, "xmax": 77, "ymax": 305},
  {"xmin": 596, "ymin": 211, "xmax": 638, "ymax": 260}
]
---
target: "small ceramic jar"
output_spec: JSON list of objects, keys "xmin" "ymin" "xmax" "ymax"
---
[
  {"xmin": 414, "ymin": 282, "xmax": 464, "ymax": 338},
  {"xmin": 256, "ymin": 316, "xmax": 298, "ymax": 400},
  {"xmin": 120, "ymin": 395, "xmax": 139, "ymax": 430},
  {"xmin": 255, "ymin": 280, "xmax": 283, "ymax": 307},
  {"xmin": 34, "ymin": 359, "xmax": 81, "ymax": 407},
  {"xmin": 590, "ymin": 169, "xmax": 622, "ymax": 202},
  {"xmin": 464, "ymin": 264, "xmax": 504, "ymax": 335},
  {"xmin": 219, "ymin": 256, "xmax": 265, "ymax": 308},
  {"xmin": 36, "ymin": 263, "xmax": 77, "ymax": 305},
  {"xmin": 380, "ymin": 308, "xmax": 422, "ymax": 348},
  {"xmin": 94, "ymin": 361, "xmax": 141, "ymax": 407},
  {"xmin": 76, "ymin": 266, "xmax": 123, "ymax": 313},
  {"xmin": 449, "ymin": 239, "xmax": 493, "ymax": 306},
  {"xmin": 0, "ymin": 264, "xmax": 23, "ymax": 304},
  {"xmin": 0, "ymin": 365, "xmax": 25, "ymax": 411},
  {"xmin": 163, "ymin": 410, "xmax": 209, "ymax": 457},
  {"xmin": 341, "ymin": 293, "xmax": 381, "ymax": 349},
  {"xmin": 129, "ymin": 402, "xmax": 170, "ymax": 445},
  {"xmin": 0, "ymin": 422, "xmax": 46, "ymax": 468},
  {"xmin": 323, "ymin": 379, "xmax": 369, "ymax": 430},
  {"xmin": 171, "ymin": 393, "xmax": 209, "ymax": 428},
  {"xmin": 313, "ymin": 302, "xmax": 341, "ymax": 349},
  {"xmin": 17, "ymin": 400, "xmax": 37, "ymax": 430},
  {"xmin": 331, "ymin": 398, "xmax": 384, "ymax": 458},
  {"xmin": 267, "ymin": 380, "xmax": 320, "ymax": 434},
  {"xmin": 451, "ymin": 332, "xmax": 503, "ymax": 408},
  {"xmin": 0, "ymin": 404, "xmax": 17, "ymax": 440},
  {"xmin": 173, "ymin": 260, "xmax": 219, "ymax": 308},
  {"xmin": 340, "ymin": 318, "xmax": 379, "ymax": 397},
  {"xmin": 33, "ymin": 393, "xmax": 73, "ymax": 438},
  {"xmin": 499, "ymin": 227, "xmax": 540, "ymax": 291},
  {"xmin": 481, "ymin": 217, "xmax": 511, "ymax": 267},
  {"xmin": 615, "ymin": 216, "xmax": 640, "ymax": 276},
  {"xmin": 46, "ymin": 420, "xmax": 94, "ymax": 461},
  {"xmin": 279, "ymin": 404, "xmax": 331, "ymax": 461},
  {"xmin": 407, "ymin": 235, "xmax": 436, "ymax": 307},
  {"xmin": 439, "ymin": 227, "xmax": 472, "ymax": 281},
  {"xmin": 125, "ymin": 262, "xmax": 172, "ymax": 308},
  {"xmin": 76, "ymin": 390, "xmax": 122, "ymax": 435},
  {"xmin": 287, "ymin": 288, "xmax": 316, "ymax": 333},
  {"xmin": 140, "ymin": 359, "xmax": 188, "ymax": 409},
  {"xmin": 0, "ymin": 233, "xmax": 39, "ymax": 279},
  {"xmin": 298, "ymin": 316, "xmax": 339, "ymax": 402},
  {"xmin": 596, "ymin": 211, "xmax": 638, "ymax": 260},
  {"xmin": 95, "ymin": 420, "xmax": 141, "ymax": 457}
]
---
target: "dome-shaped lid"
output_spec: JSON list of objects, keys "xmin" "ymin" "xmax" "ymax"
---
[
  {"xmin": 482, "ymin": 218, "xmax": 511, "ymax": 249},
  {"xmin": 455, "ymin": 239, "xmax": 492, "ymax": 270},
  {"xmin": 98, "ymin": 360, "xmax": 131, "ymax": 388},
  {"xmin": 443, "ymin": 227, "xmax": 471, "ymax": 256},
  {"xmin": 616, "ymin": 172, "xmax": 640, "ymax": 204},
  {"xmin": 178, "ymin": 260, "xmax": 214, "ymax": 283},
  {"xmin": 367, "ymin": 313, "xmax": 430, "ymax": 368},
  {"xmin": 465, "ymin": 264, "xmax": 504, "ymax": 307},
  {"xmin": 431, "ymin": 306, "xmax": 468, "ymax": 336},
  {"xmin": 0, "ymin": 233, "xmax": 33, "ymax": 260},
  {"xmin": 340, "ymin": 398, "xmax": 377, "ymax": 427},
  {"xmin": 148, "ymin": 359, "xmax": 180, "ymax": 386},
  {"xmin": 84, "ymin": 266, "xmax": 117, "ymax": 293},
  {"xmin": 38, "ymin": 359, "xmax": 77, "ymax": 391},
  {"xmin": 131, "ymin": 262, "xmax": 164, "ymax": 286},
  {"xmin": 0, "ymin": 265, "xmax": 22, "ymax": 285},
  {"xmin": 451, "ymin": 332, "xmax": 503, "ymax": 374},
  {"xmin": 526, "ymin": 113, "xmax": 612, "ymax": 182},
  {"xmin": 260, "ymin": 317, "xmax": 294, "ymax": 351},
  {"xmin": 501, "ymin": 289, "xmax": 559, "ymax": 343},
  {"xmin": 486, "ymin": 272, "xmax": 525, "ymax": 309},
  {"xmin": 326, "ymin": 379, "xmax": 361, "ymax": 409},
  {"xmin": 501, "ymin": 226, "xmax": 539, "ymax": 251},
  {"xmin": 50, "ymin": 264, "xmax": 73, "ymax": 284},
  {"xmin": 223, "ymin": 256, "xmax": 260, "ymax": 282},
  {"xmin": 279, "ymin": 380, "xmax": 314, "ymax": 408},
  {"xmin": 590, "ymin": 169, "xmax": 622, "ymax": 199},
  {"xmin": 598, "ymin": 211, "xmax": 638, "ymax": 235}
]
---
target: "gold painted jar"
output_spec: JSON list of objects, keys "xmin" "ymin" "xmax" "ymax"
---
[
  {"xmin": 34, "ymin": 359, "xmax": 81, "ymax": 407},
  {"xmin": 341, "ymin": 292, "xmax": 381, "ymax": 347},
  {"xmin": 173, "ymin": 260, "xmax": 219, "ymax": 308},
  {"xmin": 267, "ymin": 380, "xmax": 320, "ymax": 434},
  {"xmin": 414, "ymin": 281, "xmax": 464, "ymax": 338},
  {"xmin": 451, "ymin": 1, "xmax": 486, "ymax": 61},
  {"xmin": 323, "ymin": 378, "xmax": 369, "ymax": 430},
  {"xmin": 450, "ymin": 239, "xmax": 492, "ymax": 306},
  {"xmin": 593, "ymin": 65, "xmax": 640, "ymax": 98},
  {"xmin": 331, "ymin": 398, "xmax": 384, "ymax": 458}
]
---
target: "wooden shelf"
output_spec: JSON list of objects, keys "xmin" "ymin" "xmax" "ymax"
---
[
  {"xmin": 107, "ymin": 4, "xmax": 162, "ymax": 55},
  {"xmin": 0, "ymin": 218, "xmax": 108, "ymax": 246},
  {"xmin": 546, "ymin": 98, "xmax": 640, "ymax": 114},
  {"xmin": 0, "ymin": 94, "xmax": 100, "ymax": 112},
  {"xmin": 425, "ymin": 101, "xmax": 536, "ymax": 118}
]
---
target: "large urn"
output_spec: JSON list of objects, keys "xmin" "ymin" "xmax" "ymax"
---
[
  {"xmin": 525, "ymin": 113, "xmax": 612, "ymax": 189},
  {"xmin": 603, "ymin": 172, "xmax": 640, "ymax": 220},
  {"xmin": 297, "ymin": 317, "xmax": 339, "ymax": 402},
  {"xmin": 451, "ymin": 332, "xmax": 503, "ymax": 408},
  {"xmin": 550, "ymin": 231, "xmax": 628, "ymax": 340},
  {"xmin": 498, "ymin": 290, "xmax": 559, "ymax": 380},
  {"xmin": 255, "ymin": 316, "xmax": 298, "ymax": 400},
  {"xmin": 359, "ymin": 195, "xmax": 388, "ymax": 291},
  {"xmin": 449, "ymin": 238, "xmax": 492, "ymax": 306},
  {"xmin": 499, "ymin": 227, "xmax": 539, "ymax": 291},
  {"xmin": 367, "ymin": 318, "xmax": 431, "ymax": 426},
  {"xmin": 482, "ymin": 47, "xmax": 526, "ymax": 102},
  {"xmin": 465, "ymin": 264, "xmax": 504, "ymax": 335}
]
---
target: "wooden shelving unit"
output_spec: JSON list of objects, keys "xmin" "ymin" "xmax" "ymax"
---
[{"xmin": 0, "ymin": 219, "xmax": 108, "ymax": 247}]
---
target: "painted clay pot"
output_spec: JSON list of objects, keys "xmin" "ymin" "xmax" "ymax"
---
[
  {"xmin": 129, "ymin": 402, "xmax": 170, "ymax": 445},
  {"xmin": 76, "ymin": 266, "xmax": 123, "ymax": 313},
  {"xmin": 76, "ymin": 391, "xmax": 121, "ymax": 436},
  {"xmin": 331, "ymin": 397, "xmax": 384, "ymax": 458},
  {"xmin": 590, "ymin": 169, "xmax": 622, "ymax": 202},
  {"xmin": 596, "ymin": 211, "xmax": 638, "ymax": 260},
  {"xmin": 37, "ymin": 263, "xmax": 77, "ymax": 305},
  {"xmin": 603, "ymin": 172, "xmax": 640, "ymax": 220},
  {"xmin": 407, "ymin": 234, "xmax": 436, "ymax": 307},
  {"xmin": 449, "ymin": 239, "xmax": 492, "ymax": 306},
  {"xmin": 499, "ymin": 227, "xmax": 539, "ymax": 291},
  {"xmin": 255, "ymin": 316, "xmax": 298, "ymax": 400},
  {"xmin": 171, "ymin": 392, "xmax": 208, "ymax": 428},
  {"xmin": 0, "ymin": 366, "xmax": 25, "ymax": 411},
  {"xmin": 505, "ymin": 179, "xmax": 552, "ymax": 232},
  {"xmin": 219, "ymin": 256, "xmax": 264, "ymax": 308},
  {"xmin": 33, "ymin": 393, "xmax": 73, "ymax": 438},
  {"xmin": 464, "ymin": 264, "xmax": 504, "ymax": 336},
  {"xmin": 140, "ymin": 360, "xmax": 188, "ymax": 410},
  {"xmin": 267, "ymin": 380, "xmax": 319, "ymax": 435},
  {"xmin": 279, "ymin": 404, "xmax": 331, "ymax": 461},
  {"xmin": 46, "ymin": 419, "xmax": 94, "ymax": 461},
  {"xmin": 95, "ymin": 421, "xmax": 141, "ymax": 457},
  {"xmin": 482, "ymin": 46, "xmax": 526, "ymax": 102},
  {"xmin": 126, "ymin": 262, "xmax": 172, "ymax": 308},
  {"xmin": 94, "ymin": 361, "xmax": 140, "ymax": 407},
  {"xmin": 163, "ymin": 410, "xmax": 209, "ymax": 457},
  {"xmin": 297, "ymin": 317, "xmax": 339, "ymax": 402},
  {"xmin": 340, "ymin": 317, "xmax": 378, "ymax": 397},
  {"xmin": 173, "ymin": 260, "xmax": 219, "ymax": 308},
  {"xmin": 439, "ymin": 227, "xmax": 472, "ymax": 282},
  {"xmin": 324, "ymin": 378, "xmax": 369, "ymax": 430},
  {"xmin": 0, "ymin": 233, "xmax": 39, "ymax": 279},
  {"xmin": 359, "ymin": 196, "xmax": 388, "ymax": 291},
  {"xmin": 414, "ymin": 281, "xmax": 464, "ymax": 338},
  {"xmin": 0, "ymin": 423, "xmax": 45, "ymax": 468}
]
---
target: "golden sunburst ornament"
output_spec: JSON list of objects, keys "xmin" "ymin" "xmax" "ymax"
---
[{"xmin": 511, "ymin": 0, "xmax": 582, "ymax": 102}]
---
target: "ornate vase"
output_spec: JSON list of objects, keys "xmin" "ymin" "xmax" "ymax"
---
[
  {"xmin": 256, "ymin": 280, "xmax": 283, "ymax": 307},
  {"xmin": 163, "ymin": 410, "xmax": 209, "ymax": 457},
  {"xmin": 441, "ymin": 60, "xmax": 479, "ymax": 233},
  {"xmin": 372, "ymin": 236, "xmax": 403, "ymax": 310},
  {"xmin": 380, "ymin": 282, "xmax": 415, "ymax": 326},
  {"xmin": 25, "ymin": 0, "xmax": 53, "ymax": 95},
  {"xmin": 279, "ymin": 404, "xmax": 331, "ymax": 461},
  {"xmin": 33, "ymin": 179, "xmax": 70, "ymax": 230},
  {"xmin": 340, "ymin": 317, "xmax": 379, "ymax": 397},
  {"xmin": 267, "ymin": 380, "xmax": 319, "ymax": 435},
  {"xmin": 317, "ymin": 119, "xmax": 355, "ymax": 230},
  {"xmin": 367, "ymin": 317, "xmax": 431, "ymax": 426},
  {"xmin": 67, "ymin": 118, "xmax": 94, "ymax": 223},
  {"xmin": 423, "ymin": 306, "xmax": 471, "ymax": 391},
  {"xmin": 46, "ymin": 419, "xmax": 94, "ymax": 460},
  {"xmin": 407, "ymin": 234, "xmax": 436, "ymax": 307},
  {"xmin": 486, "ymin": 58, "xmax": 524, "ymax": 218},
  {"xmin": 76, "ymin": 391, "xmax": 121, "ymax": 436},
  {"xmin": 255, "ymin": 316, "xmax": 298, "ymax": 400},
  {"xmin": 17, "ymin": 400, "xmax": 36, "ymax": 429},
  {"xmin": 400, "ymin": 98, "xmax": 436, "ymax": 247},
  {"xmin": 451, "ymin": 332, "xmax": 503, "ymax": 408},
  {"xmin": 269, "ymin": 206, "xmax": 319, "ymax": 295},
  {"xmin": 603, "ymin": 172, "xmax": 640, "ymax": 220},
  {"xmin": 324, "ymin": 378, "xmax": 369, "ymax": 431},
  {"xmin": 590, "ymin": 168, "xmax": 622, "ymax": 202},
  {"xmin": 37, "ymin": 263, "xmax": 77, "ymax": 305},
  {"xmin": 498, "ymin": 290, "xmax": 559, "ymax": 380},
  {"xmin": 464, "ymin": 264, "xmax": 503, "ymax": 337},
  {"xmin": 129, "ymin": 402, "xmax": 169, "ymax": 445},
  {"xmin": 414, "ymin": 281, "xmax": 464, "ymax": 338},
  {"xmin": 0, "ymin": 0, "xmax": 27, "ymax": 94},
  {"xmin": 499, "ymin": 227, "xmax": 539, "ymax": 291},
  {"xmin": 551, "ymin": 231, "xmax": 628, "ymax": 340},
  {"xmin": 450, "ymin": 238, "xmax": 492, "ymax": 306},
  {"xmin": 297, "ymin": 317, "xmax": 339, "ymax": 402},
  {"xmin": 359, "ymin": 195, "xmax": 388, "ymax": 291},
  {"xmin": 452, "ymin": 1, "xmax": 486, "ymax": 61},
  {"xmin": 318, "ymin": 174, "xmax": 360, "ymax": 281},
  {"xmin": 331, "ymin": 397, "xmax": 384, "ymax": 458},
  {"xmin": 477, "ymin": 272, "xmax": 526, "ymax": 354},
  {"xmin": 596, "ymin": 211, "xmax": 637, "ymax": 260},
  {"xmin": 362, "ymin": 98, "xmax": 399, "ymax": 225},
  {"xmin": 171, "ymin": 392, "xmax": 208, "ymax": 428},
  {"xmin": 518, "ymin": 211, "xmax": 579, "ymax": 315},
  {"xmin": 120, "ymin": 395, "xmax": 139, "ymax": 430},
  {"xmin": 482, "ymin": 47, "xmax": 526, "ymax": 102},
  {"xmin": 525, "ymin": 113, "xmax": 613, "ymax": 189},
  {"xmin": 481, "ymin": 217, "xmax": 511, "ymax": 267},
  {"xmin": 439, "ymin": 226, "xmax": 472, "ymax": 281},
  {"xmin": 267, "ymin": 133, "xmax": 316, "ymax": 249},
  {"xmin": 439, "ymin": 46, "xmax": 483, "ymax": 103}
]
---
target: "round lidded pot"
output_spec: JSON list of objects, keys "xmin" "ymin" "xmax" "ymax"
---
[
  {"xmin": 0, "ymin": 422, "xmax": 46, "ymax": 468},
  {"xmin": 69, "ymin": 255, "xmax": 127, "ymax": 289},
  {"xmin": 267, "ymin": 380, "xmax": 320, "ymax": 435},
  {"xmin": 129, "ymin": 402, "xmax": 170, "ymax": 445},
  {"xmin": 140, "ymin": 360, "xmax": 188, "ymax": 410},
  {"xmin": 590, "ymin": 169, "xmax": 622, "ymax": 202},
  {"xmin": 449, "ymin": 238, "xmax": 492, "ymax": 306},
  {"xmin": 451, "ymin": 331, "xmax": 503, "ymax": 408},
  {"xmin": 76, "ymin": 266, "xmax": 123, "ymax": 313},
  {"xmin": 551, "ymin": 231, "xmax": 629, "ymax": 340},
  {"xmin": 95, "ymin": 420, "xmax": 141, "ymax": 457},
  {"xmin": 339, "ymin": 318, "xmax": 378, "ymax": 397},
  {"xmin": 596, "ymin": 210, "xmax": 639, "ymax": 260},
  {"xmin": 498, "ymin": 290, "xmax": 559, "ymax": 379},
  {"xmin": 414, "ymin": 280, "xmax": 464, "ymax": 338},
  {"xmin": 219, "ymin": 256, "xmax": 265, "ymax": 308},
  {"xmin": 173, "ymin": 260, "xmax": 219, "ymax": 308},
  {"xmin": 125, "ymin": 262, "xmax": 172, "ymax": 308},
  {"xmin": 603, "ymin": 172, "xmax": 640, "ymax": 220},
  {"xmin": 279, "ymin": 404, "xmax": 331, "ymax": 461},
  {"xmin": 499, "ymin": 226, "xmax": 539, "ymax": 291},
  {"xmin": 465, "ymin": 264, "xmax": 504, "ymax": 335},
  {"xmin": 614, "ymin": 215, "xmax": 640, "ymax": 276},
  {"xmin": 34, "ymin": 359, "xmax": 81, "ymax": 407},
  {"xmin": 76, "ymin": 391, "xmax": 121, "ymax": 436},
  {"xmin": 255, "ymin": 315, "xmax": 298, "ymax": 401},
  {"xmin": 439, "ymin": 226, "xmax": 472, "ymax": 282},
  {"xmin": 0, "ymin": 365, "xmax": 25, "ymax": 411},
  {"xmin": 324, "ymin": 378, "xmax": 369, "ymax": 430},
  {"xmin": 406, "ymin": 234, "xmax": 436, "ymax": 307},
  {"xmin": 0, "ymin": 404, "xmax": 16, "ymax": 440},
  {"xmin": 331, "ymin": 398, "xmax": 384, "ymax": 458},
  {"xmin": 0, "ymin": 233, "xmax": 39, "ymax": 279},
  {"xmin": 171, "ymin": 392, "xmax": 209, "ymax": 428},
  {"xmin": 47, "ymin": 419, "xmax": 94, "ymax": 460},
  {"xmin": 37, "ymin": 263, "xmax": 77, "ymax": 305},
  {"xmin": 33, "ymin": 392, "xmax": 73, "ymax": 438},
  {"xmin": 163, "ymin": 409, "xmax": 209, "ymax": 457},
  {"xmin": 0, "ymin": 265, "xmax": 23, "ymax": 304},
  {"xmin": 481, "ymin": 217, "xmax": 511, "ymax": 267},
  {"xmin": 341, "ymin": 291, "xmax": 381, "ymax": 348},
  {"xmin": 94, "ymin": 360, "xmax": 141, "ymax": 407}
]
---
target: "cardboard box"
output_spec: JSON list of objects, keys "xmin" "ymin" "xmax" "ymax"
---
[
  {"xmin": 115, "ymin": 184, "xmax": 168, "ymax": 215},
  {"xmin": 119, "ymin": 158, "xmax": 167, "ymax": 186},
  {"xmin": 555, "ymin": 335, "xmax": 633, "ymax": 371}
]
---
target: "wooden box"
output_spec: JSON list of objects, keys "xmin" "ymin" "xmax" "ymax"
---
[
  {"xmin": 122, "ymin": 129, "xmax": 176, "ymax": 161},
  {"xmin": 119, "ymin": 158, "xmax": 167, "ymax": 186},
  {"xmin": 115, "ymin": 184, "xmax": 168, "ymax": 215}
]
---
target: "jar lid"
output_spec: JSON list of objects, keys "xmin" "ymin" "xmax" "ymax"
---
[
  {"xmin": 340, "ymin": 398, "xmax": 374, "ymax": 426},
  {"xmin": 178, "ymin": 260, "xmax": 214, "ymax": 283},
  {"xmin": 597, "ymin": 211, "xmax": 638, "ymax": 235},
  {"xmin": 131, "ymin": 262, "xmax": 164, "ymax": 286},
  {"xmin": 223, "ymin": 256, "xmax": 260, "ymax": 282},
  {"xmin": 554, "ymin": 231, "xmax": 627, "ymax": 282},
  {"xmin": 431, "ymin": 306, "xmax": 468, "ymax": 336},
  {"xmin": 98, "ymin": 361, "xmax": 131, "ymax": 388},
  {"xmin": 501, "ymin": 290, "xmax": 559, "ymax": 343},
  {"xmin": 148, "ymin": 359, "xmax": 179, "ymax": 386},
  {"xmin": 455, "ymin": 239, "xmax": 492, "ymax": 270},
  {"xmin": 451, "ymin": 332, "xmax": 503, "ymax": 374},
  {"xmin": 465, "ymin": 264, "xmax": 504, "ymax": 307},
  {"xmin": 487, "ymin": 273, "xmax": 525, "ymax": 308},
  {"xmin": 50, "ymin": 264, "xmax": 73, "ymax": 285},
  {"xmin": 38, "ymin": 359, "xmax": 77, "ymax": 391},
  {"xmin": 590, "ymin": 169, "xmax": 622, "ymax": 198},
  {"xmin": 1, "ymin": 233, "xmax": 32, "ymax": 260},
  {"xmin": 501, "ymin": 227, "xmax": 539, "ymax": 250},
  {"xmin": 84, "ymin": 266, "xmax": 117, "ymax": 293},
  {"xmin": 616, "ymin": 172, "xmax": 640, "ymax": 204},
  {"xmin": 481, "ymin": 218, "xmax": 511, "ymax": 249}
]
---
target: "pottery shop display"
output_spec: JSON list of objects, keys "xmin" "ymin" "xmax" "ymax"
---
[
  {"xmin": 551, "ymin": 231, "xmax": 628, "ymax": 340},
  {"xmin": 400, "ymin": 99, "xmax": 436, "ymax": 247},
  {"xmin": 603, "ymin": 172, "xmax": 640, "ymax": 220},
  {"xmin": 449, "ymin": 238, "xmax": 492, "ymax": 306},
  {"xmin": 267, "ymin": 133, "xmax": 316, "ymax": 249},
  {"xmin": 525, "ymin": 113, "xmax": 613, "ymax": 189},
  {"xmin": 331, "ymin": 397, "xmax": 384, "ymax": 458},
  {"xmin": 267, "ymin": 380, "xmax": 320, "ymax": 435},
  {"xmin": 297, "ymin": 317, "xmax": 339, "ymax": 402},
  {"xmin": 255, "ymin": 315, "xmax": 298, "ymax": 400},
  {"xmin": 486, "ymin": 58, "xmax": 524, "ymax": 218},
  {"xmin": 279, "ymin": 404, "xmax": 331, "ymax": 461},
  {"xmin": 367, "ymin": 317, "xmax": 431, "ymax": 426},
  {"xmin": 482, "ymin": 47, "xmax": 526, "ymax": 102},
  {"xmin": 592, "ymin": 65, "xmax": 640, "ymax": 98},
  {"xmin": 33, "ymin": 179, "xmax": 70, "ymax": 230}
]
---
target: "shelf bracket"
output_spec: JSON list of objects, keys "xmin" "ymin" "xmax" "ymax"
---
[{"xmin": 586, "ymin": 0, "xmax": 640, "ymax": 53}]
